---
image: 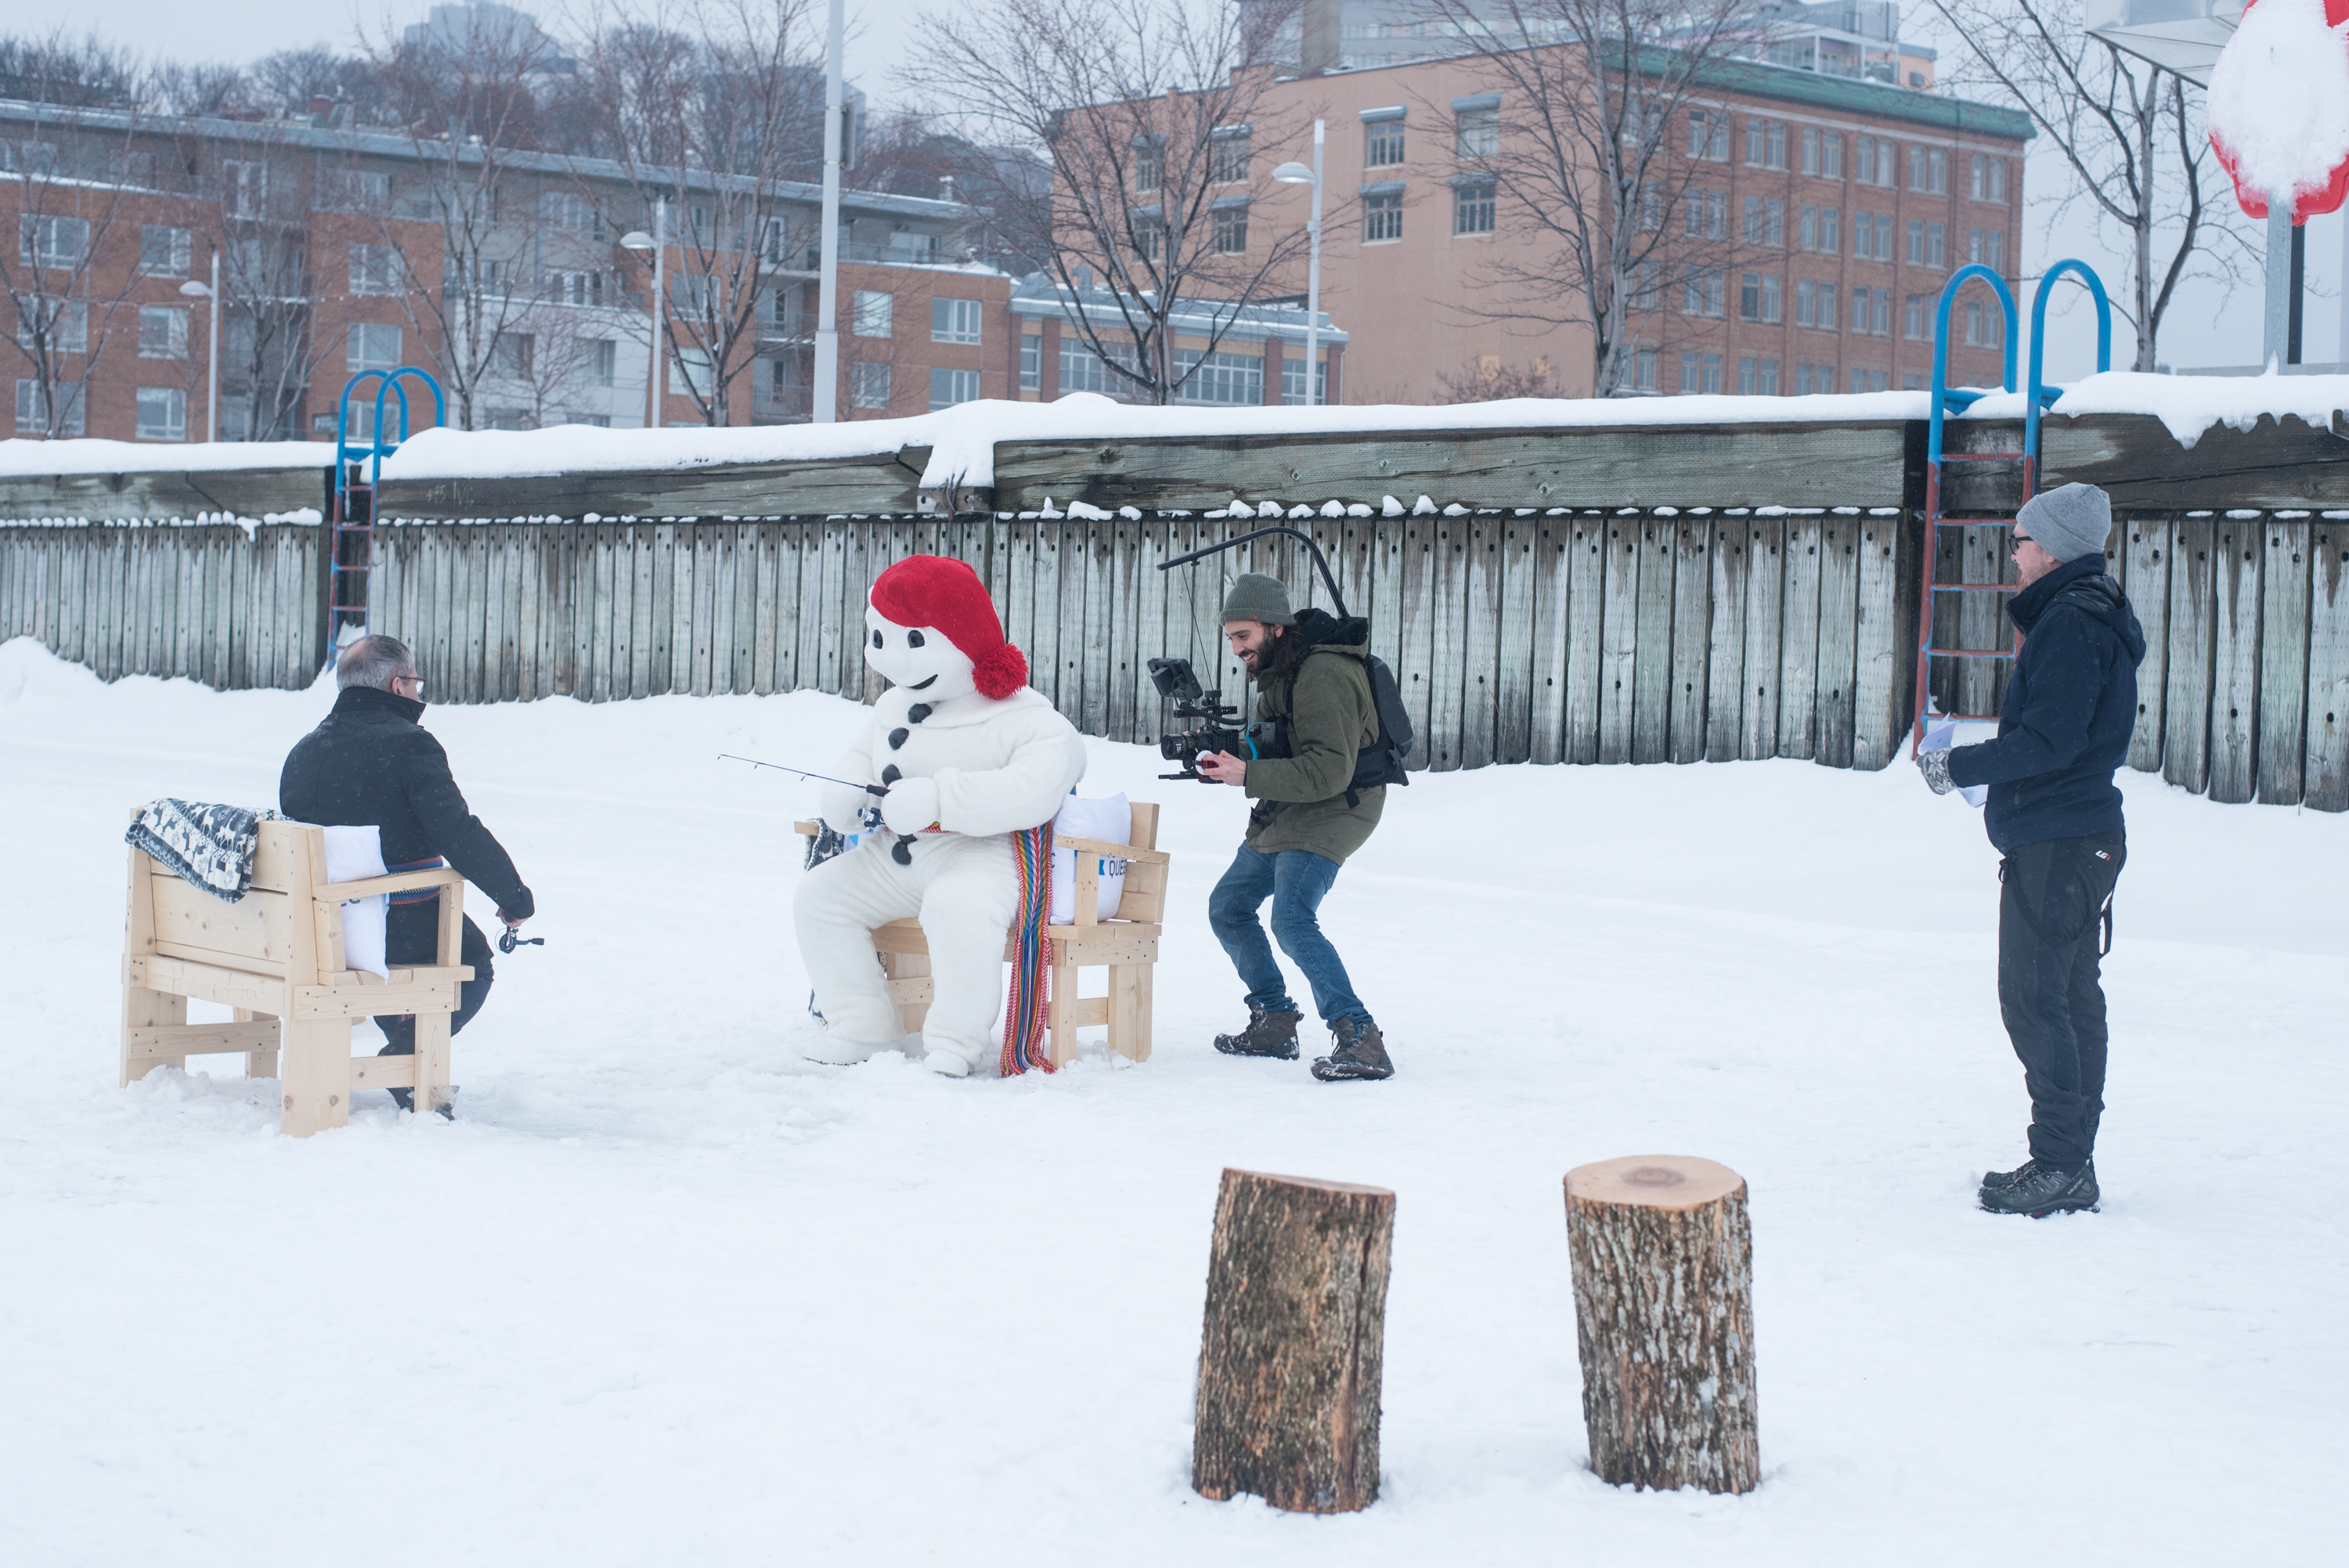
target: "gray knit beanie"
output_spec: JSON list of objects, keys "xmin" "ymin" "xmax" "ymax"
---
[
  {"xmin": 2015, "ymin": 483, "xmax": 2113, "ymax": 564},
  {"xmin": 1219, "ymin": 571, "xmax": 1296, "ymax": 625}
]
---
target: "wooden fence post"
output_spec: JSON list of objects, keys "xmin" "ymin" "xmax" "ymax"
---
[
  {"xmin": 1564, "ymin": 1155, "xmax": 1759, "ymax": 1495},
  {"xmin": 1192, "ymin": 1168, "xmax": 1395, "ymax": 1514}
]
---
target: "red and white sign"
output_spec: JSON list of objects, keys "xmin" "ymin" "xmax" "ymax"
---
[{"xmin": 2207, "ymin": 0, "xmax": 2349, "ymax": 221}]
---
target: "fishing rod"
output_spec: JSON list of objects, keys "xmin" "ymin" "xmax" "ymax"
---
[
  {"xmin": 1156, "ymin": 525, "xmax": 1349, "ymax": 618},
  {"xmin": 717, "ymin": 754, "xmax": 890, "ymax": 797}
]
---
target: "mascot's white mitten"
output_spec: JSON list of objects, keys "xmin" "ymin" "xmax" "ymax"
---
[{"xmin": 791, "ymin": 555, "xmax": 1086, "ymax": 1077}]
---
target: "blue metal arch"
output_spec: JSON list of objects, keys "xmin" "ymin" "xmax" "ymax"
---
[{"xmin": 2026, "ymin": 261, "xmax": 2113, "ymax": 470}]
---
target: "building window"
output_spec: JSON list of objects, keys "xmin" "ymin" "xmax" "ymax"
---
[
  {"xmin": 1214, "ymin": 202, "xmax": 1251, "ymax": 252},
  {"xmin": 1060, "ymin": 338, "xmax": 1134, "ymax": 398},
  {"xmin": 1679, "ymin": 351, "xmax": 1723, "ymax": 395},
  {"xmin": 1683, "ymin": 189, "xmax": 1725, "ymax": 239},
  {"xmin": 1968, "ymin": 228, "xmax": 2005, "ymax": 269},
  {"xmin": 223, "ymin": 159, "xmax": 266, "ymax": 218},
  {"xmin": 1456, "ymin": 106, "xmax": 1499, "ymax": 157},
  {"xmin": 348, "ymin": 322, "xmax": 402, "ymax": 373},
  {"xmin": 1686, "ymin": 108, "xmax": 1729, "ymax": 161},
  {"xmin": 546, "ymin": 268, "xmax": 604, "ymax": 307},
  {"xmin": 1854, "ymin": 137, "xmax": 1896, "ymax": 187},
  {"xmin": 1628, "ymin": 259, "xmax": 1662, "ymax": 312},
  {"xmin": 1134, "ymin": 142, "xmax": 1161, "ymax": 193},
  {"xmin": 541, "ymin": 191, "xmax": 604, "ymax": 237},
  {"xmin": 1847, "ymin": 367, "xmax": 1884, "ymax": 393},
  {"xmin": 1682, "ymin": 266, "xmax": 1725, "ymax": 317},
  {"xmin": 594, "ymin": 339, "xmax": 617, "ymax": 387},
  {"xmin": 1210, "ymin": 128, "xmax": 1250, "ymax": 184},
  {"xmin": 1793, "ymin": 362, "xmax": 1820, "ymax": 395},
  {"xmin": 16, "ymin": 378, "xmax": 84, "ymax": 435},
  {"xmin": 1744, "ymin": 196, "xmax": 1784, "ymax": 247},
  {"xmin": 932, "ymin": 297, "xmax": 983, "ymax": 344},
  {"xmin": 494, "ymin": 333, "xmax": 536, "ymax": 379},
  {"xmin": 1740, "ymin": 272, "xmax": 1782, "ymax": 323},
  {"xmin": 1280, "ymin": 353, "xmax": 1327, "ymax": 406},
  {"xmin": 853, "ymin": 290, "xmax": 893, "ymax": 338},
  {"xmin": 1971, "ymin": 154, "xmax": 2008, "ymax": 203},
  {"xmin": 1905, "ymin": 294, "xmax": 1935, "ymax": 341},
  {"xmin": 1911, "ymin": 145, "xmax": 1947, "ymax": 193},
  {"xmin": 1964, "ymin": 298, "xmax": 2005, "ymax": 347},
  {"xmin": 1020, "ymin": 333, "xmax": 1041, "ymax": 391},
  {"xmin": 1453, "ymin": 182, "xmax": 1495, "ymax": 235},
  {"xmin": 1906, "ymin": 219, "xmax": 1946, "ymax": 269},
  {"xmin": 1795, "ymin": 278, "xmax": 1840, "ymax": 330},
  {"xmin": 139, "ymin": 225, "xmax": 192, "ymax": 277},
  {"xmin": 350, "ymin": 243, "xmax": 402, "ymax": 296},
  {"xmin": 1365, "ymin": 118, "xmax": 1405, "ymax": 168},
  {"xmin": 135, "ymin": 385, "xmax": 187, "ymax": 441},
  {"xmin": 1800, "ymin": 204, "xmax": 1842, "ymax": 254},
  {"xmin": 1802, "ymin": 127, "xmax": 1843, "ymax": 180},
  {"xmin": 850, "ymin": 361, "xmax": 891, "ymax": 410},
  {"xmin": 1174, "ymin": 349, "xmax": 1263, "ymax": 405},
  {"xmin": 16, "ymin": 298, "xmax": 88, "ymax": 354},
  {"xmin": 930, "ymin": 366, "xmax": 980, "ymax": 409},
  {"xmin": 1853, "ymin": 212, "xmax": 1893, "ymax": 262},
  {"xmin": 138, "ymin": 306, "xmax": 189, "ymax": 360},
  {"xmin": 19, "ymin": 214, "xmax": 88, "ymax": 270},
  {"xmin": 1745, "ymin": 117, "xmax": 1787, "ymax": 169},
  {"xmin": 1737, "ymin": 356, "xmax": 1780, "ymax": 395},
  {"xmin": 1357, "ymin": 190, "xmax": 1400, "ymax": 243},
  {"xmin": 1135, "ymin": 222, "xmax": 1164, "ymax": 261},
  {"xmin": 321, "ymin": 168, "xmax": 392, "ymax": 211},
  {"xmin": 1850, "ymin": 287, "xmax": 1890, "ymax": 336}
]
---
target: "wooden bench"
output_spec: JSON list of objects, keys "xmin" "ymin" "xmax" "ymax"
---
[
  {"xmin": 796, "ymin": 802, "xmax": 1168, "ymax": 1069},
  {"xmin": 121, "ymin": 816, "xmax": 472, "ymax": 1135}
]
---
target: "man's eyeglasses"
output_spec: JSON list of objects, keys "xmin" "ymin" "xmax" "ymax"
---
[{"xmin": 392, "ymin": 672, "xmax": 426, "ymax": 693}]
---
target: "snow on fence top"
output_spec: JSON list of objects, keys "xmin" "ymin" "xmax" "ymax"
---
[{"xmin": 3, "ymin": 372, "xmax": 2345, "ymax": 492}]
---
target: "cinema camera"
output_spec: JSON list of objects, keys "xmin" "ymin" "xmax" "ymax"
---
[{"xmin": 1149, "ymin": 656, "xmax": 1286, "ymax": 782}]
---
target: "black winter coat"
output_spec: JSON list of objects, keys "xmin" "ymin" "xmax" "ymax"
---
[
  {"xmin": 1947, "ymin": 553, "xmax": 2146, "ymax": 852},
  {"xmin": 279, "ymin": 685, "xmax": 535, "ymax": 917}
]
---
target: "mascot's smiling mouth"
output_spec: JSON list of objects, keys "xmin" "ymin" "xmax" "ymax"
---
[{"xmin": 907, "ymin": 674, "xmax": 938, "ymax": 690}]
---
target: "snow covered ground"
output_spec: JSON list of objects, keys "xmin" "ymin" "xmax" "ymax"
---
[{"xmin": 2, "ymin": 636, "xmax": 2341, "ymax": 1566}]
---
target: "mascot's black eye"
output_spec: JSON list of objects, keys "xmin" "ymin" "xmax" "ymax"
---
[
  {"xmin": 907, "ymin": 630, "xmax": 926, "ymax": 648},
  {"xmin": 871, "ymin": 629, "xmax": 883, "ymax": 648}
]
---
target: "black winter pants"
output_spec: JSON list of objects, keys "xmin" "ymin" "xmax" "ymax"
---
[
  {"xmin": 374, "ymin": 899, "xmax": 496, "ymax": 1054},
  {"xmin": 1997, "ymin": 831, "xmax": 2125, "ymax": 1170}
]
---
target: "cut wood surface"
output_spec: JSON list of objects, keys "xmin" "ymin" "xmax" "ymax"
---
[
  {"xmin": 1564, "ymin": 1155, "xmax": 1759, "ymax": 1496},
  {"xmin": 1193, "ymin": 1168, "xmax": 1395, "ymax": 1515}
]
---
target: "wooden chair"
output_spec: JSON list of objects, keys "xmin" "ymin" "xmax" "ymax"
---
[
  {"xmin": 121, "ymin": 816, "xmax": 472, "ymax": 1135},
  {"xmin": 795, "ymin": 802, "xmax": 1169, "ymax": 1069}
]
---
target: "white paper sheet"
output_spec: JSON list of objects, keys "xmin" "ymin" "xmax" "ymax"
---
[
  {"xmin": 321, "ymin": 825, "xmax": 391, "ymax": 979},
  {"xmin": 1922, "ymin": 718, "xmax": 1990, "ymax": 808}
]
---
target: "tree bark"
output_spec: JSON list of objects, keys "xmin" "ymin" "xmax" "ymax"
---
[
  {"xmin": 1564, "ymin": 1155, "xmax": 1759, "ymax": 1494},
  {"xmin": 1192, "ymin": 1168, "xmax": 1394, "ymax": 1513}
]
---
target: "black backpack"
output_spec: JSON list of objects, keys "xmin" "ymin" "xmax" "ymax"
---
[{"xmin": 1301, "ymin": 649, "xmax": 1412, "ymax": 809}]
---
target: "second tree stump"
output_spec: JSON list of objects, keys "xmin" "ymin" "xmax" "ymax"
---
[
  {"xmin": 1564, "ymin": 1155, "xmax": 1759, "ymax": 1494},
  {"xmin": 1192, "ymin": 1168, "xmax": 1395, "ymax": 1513}
]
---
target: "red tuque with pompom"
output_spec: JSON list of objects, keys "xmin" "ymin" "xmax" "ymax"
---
[{"xmin": 869, "ymin": 554, "xmax": 1030, "ymax": 700}]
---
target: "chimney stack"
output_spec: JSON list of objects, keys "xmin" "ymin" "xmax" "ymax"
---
[{"xmin": 1301, "ymin": 0, "xmax": 1340, "ymax": 75}]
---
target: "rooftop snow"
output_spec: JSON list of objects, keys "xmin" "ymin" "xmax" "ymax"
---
[{"xmin": 0, "ymin": 438, "xmax": 331, "ymax": 479}]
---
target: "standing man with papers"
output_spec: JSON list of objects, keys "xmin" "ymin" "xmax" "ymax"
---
[{"xmin": 1916, "ymin": 484, "xmax": 2146, "ymax": 1218}]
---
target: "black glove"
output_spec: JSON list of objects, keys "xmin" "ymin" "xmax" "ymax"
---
[{"xmin": 1916, "ymin": 748, "xmax": 1956, "ymax": 795}]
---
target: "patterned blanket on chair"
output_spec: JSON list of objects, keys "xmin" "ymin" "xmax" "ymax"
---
[{"xmin": 125, "ymin": 799, "xmax": 282, "ymax": 904}]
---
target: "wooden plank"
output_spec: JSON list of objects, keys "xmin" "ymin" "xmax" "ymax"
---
[
  {"xmin": 816, "ymin": 519, "xmax": 848, "ymax": 695},
  {"xmin": 1957, "ymin": 523, "xmax": 2006, "ymax": 721},
  {"xmin": 1668, "ymin": 516, "xmax": 1711, "ymax": 765},
  {"xmin": 1598, "ymin": 514, "xmax": 1641, "ymax": 766},
  {"xmin": 1852, "ymin": 512, "xmax": 1906, "ymax": 770},
  {"xmin": 1130, "ymin": 517, "xmax": 1168, "ymax": 744},
  {"xmin": 1398, "ymin": 517, "xmax": 1436, "ymax": 770},
  {"xmin": 2121, "ymin": 517, "xmax": 2170, "ymax": 772},
  {"xmin": 1083, "ymin": 518, "xmax": 1113, "ymax": 738},
  {"xmin": 1813, "ymin": 515, "xmax": 1860, "ymax": 769},
  {"xmin": 2206, "ymin": 517, "xmax": 2262, "ymax": 804},
  {"xmin": 1035, "ymin": 520, "xmax": 1069, "ymax": 715},
  {"xmin": 466, "ymin": 524, "xmax": 493, "ymax": 704},
  {"xmin": 2163, "ymin": 517, "xmax": 2218, "ymax": 794},
  {"xmin": 1484, "ymin": 517, "xmax": 1525, "ymax": 766},
  {"xmin": 1107, "ymin": 514, "xmax": 1144, "ymax": 744},
  {"xmin": 1705, "ymin": 517, "xmax": 1749, "ymax": 762},
  {"xmin": 1777, "ymin": 519, "xmax": 1823, "ymax": 760},
  {"xmin": 0, "ymin": 463, "xmax": 330, "ymax": 522},
  {"xmin": 733, "ymin": 521, "xmax": 759, "ymax": 695},
  {"xmin": 1741, "ymin": 517, "xmax": 1785, "ymax": 759},
  {"xmin": 1059, "ymin": 518, "xmax": 1092, "ymax": 723},
  {"xmin": 516, "ymin": 524, "xmax": 541, "ymax": 701},
  {"xmin": 692, "ymin": 521, "xmax": 719, "ymax": 698},
  {"xmin": 1427, "ymin": 517, "xmax": 1469, "ymax": 770},
  {"xmin": 1562, "ymin": 514, "xmax": 1604, "ymax": 766},
  {"xmin": 628, "ymin": 522, "xmax": 655, "ymax": 700},
  {"xmin": 2042, "ymin": 412, "xmax": 2349, "ymax": 511},
  {"xmin": 1525, "ymin": 514, "xmax": 1569, "ymax": 766},
  {"xmin": 374, "ymin": 450, "xmax": 926, "ymax": 521},
  {"xmin": 753, "ymin": 521, "xmax": 779, "ymax": 694},
  {"xmin": 124, "ymin": 1022, "xmax": 280, "ymax": 1059},
  {"xmin": 2256, "ymin": 517, "xmax": 2311, "ymax": 806},
  {"xmin": 482, "ymin": 524, "xmax": 509, "ymax": 703},
  {"xmin": 774, "ymin": 521, "xmax": 807, "ymax": 694},
  {"xmin": 2304, "ymin": 518, "xmax": 2349, "ymax": 812},
  {"xmin": 1630, "ymin": 515, "xmax": 1676, "ymax": 766},
  {"xmin": 650, "ymin": 520, "xmax": 678, "ymax": 696}
]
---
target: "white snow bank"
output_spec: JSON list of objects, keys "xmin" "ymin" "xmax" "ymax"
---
[
  {"xmin": 2206, "ymin": 0, "xmax": 2349, "ymax": 218},
  {"xmin": 1961, "ymin": 369, "xmax": 2349, "ymax": 446},
  {"xmin": 0, "ymin": 437, "xmax": 330, "ymax": 478}
]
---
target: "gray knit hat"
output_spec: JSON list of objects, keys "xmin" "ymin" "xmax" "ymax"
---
[
  {"xmin": 1219, "ymin": 571, "xmax": 1296, "ymax": 625},
  {"xmin": 2015, "ymin": 483, "xmax": 2113, "ymax": 564}
]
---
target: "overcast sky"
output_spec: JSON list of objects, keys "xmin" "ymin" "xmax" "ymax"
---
[{"xmin": 34, "ymin": 0, "xmax": 2348, "ymax": 377}]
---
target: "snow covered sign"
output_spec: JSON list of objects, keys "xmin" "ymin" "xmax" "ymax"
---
[{"xmin": 2206, "ymin": 0, "xmax": 2349, "ymax": 221}]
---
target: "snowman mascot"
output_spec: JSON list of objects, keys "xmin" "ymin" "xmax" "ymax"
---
[{"xmin": 794, "ymin": 555, "xmax": 1088, "ymax": 1076}]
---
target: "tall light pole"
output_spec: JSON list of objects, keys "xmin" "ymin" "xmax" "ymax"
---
[
  {"xmin": 814, "ymin": 0, "xmax": 845, "ymax": 421},
  {"xmin": 1271, "ymin": 117, "xmax": 1325, "ymax": 406},
  {"xmin": 178, "ymin": 249, "xmax": 220, "ymax": 442},
  {"xmin": 620, "ymin": 201, "xmax": 667, "ymax": 429}
]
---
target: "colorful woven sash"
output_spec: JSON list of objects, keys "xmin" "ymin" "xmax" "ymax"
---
[
  {"xmin": 387, "ymin": 856, "xmax": 447, "ymax": 904},
  {"xmin": 998, "ymin": 824, "xmax": 1055, "ymax": 1076}
]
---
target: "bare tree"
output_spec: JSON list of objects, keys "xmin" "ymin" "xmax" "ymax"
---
[
  {"xmin": 1927, "ymin": 0, "xmax": 2231, "ymax": 372},
  {"xmin": 0, "ymin": 106, "xmax": 151, "ymax": 438},
  {"xmin": 572, "ymin": 0, "xmax": 829, "ymax": 427},
  {"xmin": 1414, "ymin": 0, "xmax": 1760, "ymax": 397},
  {"xmin": 901, "ymin": 0, "xmax": 1313, "ymax": 405}
]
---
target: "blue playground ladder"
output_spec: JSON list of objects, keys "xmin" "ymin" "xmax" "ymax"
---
[
  {"xmin": 1909, "ymin": 261, "xmax": 2113, "ymax": 755},
  {"xmin": 331, "ymin": 368, "xmax": 444, "ymax": 636}
]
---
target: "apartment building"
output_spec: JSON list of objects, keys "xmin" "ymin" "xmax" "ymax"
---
[
  {"xmin": 1156, "ymin": 33, "xmax": 2028, "ymax": 402},
  {"xmin": 1009, "ymin": 279, "xmax": 1347, "ymax": 406},
  {"xmin": 1, "ymin": 97, "xmax": 993, "ymax": 443}
]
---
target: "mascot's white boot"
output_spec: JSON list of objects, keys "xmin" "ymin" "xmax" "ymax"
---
[{"xmin": 792, "ymin": 555, "xmax": 1086, "ymax": 1075}]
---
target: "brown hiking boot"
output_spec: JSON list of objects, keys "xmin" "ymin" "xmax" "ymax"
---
[
  {"xmin": 1214, "ymin": 1005, "xmax": 1301, "ymax": 1059},
  {"xmin": 1312, "ymin": 1018, "xmax": 1393, "ymax": 1082}
]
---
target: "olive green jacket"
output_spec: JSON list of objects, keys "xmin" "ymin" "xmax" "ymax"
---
[{"xmin": 1242, "ymin": 615, "xmax": 1385, "ymax": 863}]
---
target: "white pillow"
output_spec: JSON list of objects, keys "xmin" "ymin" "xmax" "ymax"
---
[
  {"xmin": 1051, "ymin": 794, "xmax": 1131, "ymax": 924},
  {"xmin": 321, "ymin": 825, "xmax": 391, "ymax": 979}
]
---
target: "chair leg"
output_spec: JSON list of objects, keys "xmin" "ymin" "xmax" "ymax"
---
[
  {"xmin": 119, "ymin": 986, "xmax": 187, "ymax": 1087},
  {"xmin": 1047, "ymin": 957, "xmax": 1077, "ymax": 1069},
  {"xmin": 1110, "ymin": 962, "xmax": 1153, "ymax": 1063},
  {"xmin": 413, "ymin": 1010, "xmax": 453, "ymax": 1118},
  {"xmin": 279, "ymin": 1018, "xmax": 351, "ymax": 1137},
  {"xmin": 237, "ymin": 1007, "xmax": 279, "ymax": 1080}
]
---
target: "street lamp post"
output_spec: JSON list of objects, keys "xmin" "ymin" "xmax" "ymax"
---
[
  {"xmin": 814, "ymin": 0, "xmax": 846, "ymax": 422},
  {"xmin": 620, "ymin": 203, "xmax": 667, "ymax": 429},
  {"xmin": 1272, "ymin": 120, "xmax": 1326, "ymax": 407},
  {"xmin": 178, "ymin": 250, "xmax": 220, "ymax": 442}
]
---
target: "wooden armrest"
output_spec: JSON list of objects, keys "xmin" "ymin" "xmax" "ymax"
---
[
  {"xmin": 1057, "ymin": 835, "xmax": 1170, "ymax": 865},
  {"xmin": 795, "ymin": 820, "xmax": 820, "ymax": 836},
  {"xmin": 315, "ymin": 867, "xmax": 464, "ymax": 901}
]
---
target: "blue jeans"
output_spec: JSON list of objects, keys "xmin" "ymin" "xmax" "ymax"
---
[{"xmin": 1207, "ymin": 842, "xmax": 1369, "ymax": 1026}]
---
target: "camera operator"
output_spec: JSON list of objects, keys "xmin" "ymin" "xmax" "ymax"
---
[{"xmin": 1196, "ymin": 573, "xmax": 1393, "ymax": 1083}]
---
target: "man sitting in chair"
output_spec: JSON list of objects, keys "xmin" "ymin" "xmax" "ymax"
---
[{"xmin": 280, "ymin": 634, "xmax": 535, "ymax": 1112}]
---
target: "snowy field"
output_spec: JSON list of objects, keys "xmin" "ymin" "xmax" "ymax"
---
[{"xmin": 2, "ymin": 634, "xmax": 2341, "ymax": 1566}]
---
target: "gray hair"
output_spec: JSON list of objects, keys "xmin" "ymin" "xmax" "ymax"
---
[{"xmin": 337, "ymin": 634, "xmax": 417, "ymax": 692}]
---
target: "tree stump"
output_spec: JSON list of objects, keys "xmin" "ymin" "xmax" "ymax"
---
[
  {"xmin": 1563, "ymin": 1155, "xmax": 1759, "ymax": 1494},
  {"xmin": 1192, "ymin": 1168, "xmax": 1395, "ymax": 1513}
]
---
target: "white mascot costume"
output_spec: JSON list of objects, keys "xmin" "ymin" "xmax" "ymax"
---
[{"xmin": 793, "ymin": 555, "xmax": 1087, "ymax": 1076}]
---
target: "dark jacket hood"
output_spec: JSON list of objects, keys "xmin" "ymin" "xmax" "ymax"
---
[
  {"xmin": 331, "ymin": 683, "xmax": 428, "ymax": 723},
  {"xmin": 1290, "ymin": 605, "xmax": 1370, "ymax": 655},
  {"xmin": 2012, "ymin": 555, "xmax": 2147, "ymax": 665}
]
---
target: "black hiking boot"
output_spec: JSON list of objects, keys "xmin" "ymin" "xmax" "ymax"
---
[
  {"xmin": 1311, "ymin": 1018, "xmax": 1393, "ymax": 1083},
  {"xmin": 1980, "ymin": 1159, "xmax": 2041, "ymax": 1192},
  {"xmin": 1214, "ymin": 1005, "xmax": 1301, "ymax": 1059},
  {"xmin": 1979, "ymin": 1160, "xmax": 2098, "ymax": 1217}
]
